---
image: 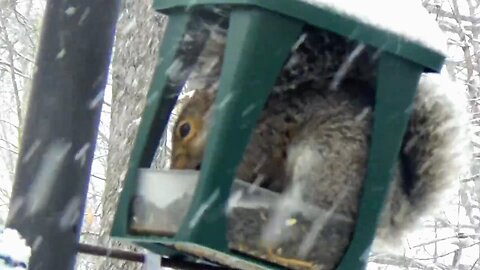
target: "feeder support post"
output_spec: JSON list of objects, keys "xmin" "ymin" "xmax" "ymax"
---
[{"xmin": 6, "ymin": 0, "xmax": 121, "ymax": 269}]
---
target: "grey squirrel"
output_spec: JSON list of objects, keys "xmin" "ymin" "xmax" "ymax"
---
[{"xmin": 169, "ymin": 25, "xmax": 472, "ymax": 269}]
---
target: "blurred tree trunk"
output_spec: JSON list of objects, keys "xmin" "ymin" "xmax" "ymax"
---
[{"xmin": 97, "ymin": 0, "xmax": 166, "ymax": 269}]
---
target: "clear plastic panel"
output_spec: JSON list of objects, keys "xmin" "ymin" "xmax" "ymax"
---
[{"xmin": 130, "ymin": 169, "xmax": 355, "ymax": 270}]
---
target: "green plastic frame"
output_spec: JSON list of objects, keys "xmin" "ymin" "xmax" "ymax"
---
[{"xmin": 112, "ymin": 1, "xmax": 446, "ymax": 270}]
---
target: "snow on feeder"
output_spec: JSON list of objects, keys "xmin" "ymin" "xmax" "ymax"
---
[{"xmin": 111, "ymin": 0, "xmax": 461, "ymax": 270}]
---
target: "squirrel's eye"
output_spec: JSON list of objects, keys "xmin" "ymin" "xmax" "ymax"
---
[{"xmin": 178, "ymin": 122, "xmax": 191, "ymax": 138}]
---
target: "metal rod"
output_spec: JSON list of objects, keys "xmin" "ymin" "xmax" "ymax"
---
[{"xmin": 77, "ymin": 243, "xmax": 232, "ymax": 270}]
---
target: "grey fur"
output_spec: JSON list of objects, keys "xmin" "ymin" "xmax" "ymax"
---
[{"xmin": 172, "ymin": 73, "xmax": 472, "ymax": 259}]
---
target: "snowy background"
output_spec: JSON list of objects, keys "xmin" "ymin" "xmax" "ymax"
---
[{"xmin": 0, "ymin": 0, "xmax": 479, "ymax": 269}]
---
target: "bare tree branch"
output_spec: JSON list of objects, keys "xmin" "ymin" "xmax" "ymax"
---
[
  {"xmin": 91, "ymin": 174, "xmax": 106, "ymax": 181},
  {"xmin": 0, "ymin": 12, "xmax": 23, "ymax": 130},
  {"xmin": 0, "ymin": 118, "xmax": 19, "ymax": 130},
  {"xmin": 370, "ymin": 253, "xmax": 449, "ymax": 270},
  {"xmin": 466, "ymin": 0, "xmax": 480, "ymax": 79},
  {"xmin": 424, "ymin": 3, "xmax": 480, "ymax": 23},
  {"xmin": 0, "ymin": 137, "xmax": 18, "ymax": 150}
]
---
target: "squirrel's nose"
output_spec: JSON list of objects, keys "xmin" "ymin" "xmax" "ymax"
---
[
  {"xmin": 171, "ymin": 154, "xmax": 188, "ymax": 169},
  {"xmin": 195, "ymin": 163, "xmax": 201, "ymax": 170}
]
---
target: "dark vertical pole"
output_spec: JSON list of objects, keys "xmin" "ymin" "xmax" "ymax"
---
[{"xmin": 6, "ymin": 0, "xmax": 121, "ymax": 269}]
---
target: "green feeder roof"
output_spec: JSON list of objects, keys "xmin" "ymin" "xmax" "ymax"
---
[
  {"xmin": 295, "ymin": 0, "xmax": 447, "ymax": 55},
  {"xmin": 154, "ymin": 0, "xmax": 448, "ymax": 72}
]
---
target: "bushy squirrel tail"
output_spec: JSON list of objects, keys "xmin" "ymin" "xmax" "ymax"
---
[{"xmin": 373, "ymin": 73, "xmax": 473, "ymax": 252}]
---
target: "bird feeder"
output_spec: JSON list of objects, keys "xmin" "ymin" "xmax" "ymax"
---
[{"xmin": 111, "ymin": 1, "xmax": 447, "ymax": 269}]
